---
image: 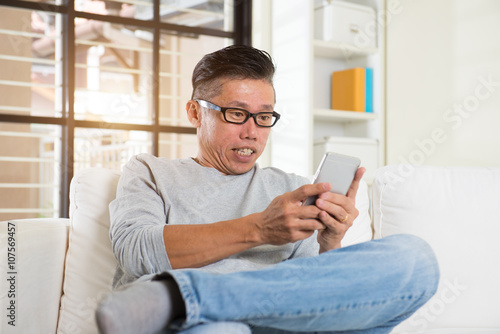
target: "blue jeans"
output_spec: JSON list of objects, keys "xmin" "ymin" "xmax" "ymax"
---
[{"xmin": 166, "ymin": 234, "xmax": 439, "ymax": 333}]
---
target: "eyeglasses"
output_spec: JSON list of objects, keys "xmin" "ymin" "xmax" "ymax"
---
[{"xmin": 195, "ymin": 99, "xmax": 281, "ymax": 128}]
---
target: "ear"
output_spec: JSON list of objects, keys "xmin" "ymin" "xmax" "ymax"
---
[{"xmin": 186, "ymin": 100, "xmax": 201, "ymax": 127}]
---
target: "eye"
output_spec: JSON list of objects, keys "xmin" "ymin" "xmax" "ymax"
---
[
  {"xmin": 256, "ymin": 113, "xmax": 275, "ymax": 125},
  {"xmin": 257, "ymin": 114, "xmax": 271, "ymax": 121},
  {"xmin": 232, "ymin": 111, "xmax": 245, "ymax": 118},
  {"xmin": 226, "ymin": 109, "xmax": 247, "ymax": 121}
]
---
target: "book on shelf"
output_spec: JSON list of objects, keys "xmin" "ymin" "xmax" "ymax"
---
[{"xmin": 331, "ymin": 67, "xmax": 373, "ymax": 113}]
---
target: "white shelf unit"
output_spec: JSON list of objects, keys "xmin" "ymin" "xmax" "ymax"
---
[
  {"xmin": 271, "ymin": 0, "xmax": 385, "ymax": 180},
  {"xmin": 313, "ymin": 108, "xmax": 378, "ymax": 122}
]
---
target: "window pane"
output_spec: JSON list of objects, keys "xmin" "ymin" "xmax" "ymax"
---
[
  {"xmin": 0, "ymin": 6, "xmax": 63, "ymax": 117},
  {"xmin": 75, "ymin": 0, "xmax": 152, "ymax": 20},
  {"xmin": 159, "ymin": 33, "xmax": 230, "ymax": 126},
  {"xmin": 0, "ymin": 123, "xmax": 61, "ymax": 220},
  {"xmin": 160, "ymin": 0, "xmax": 234, "ymax": 32},
  {"xmin": 74, "ymin": 20, "xmax": 154, "ymax": 124},
  {"xmin": 159, "ymin": 132, "xmax": 198, "ymax": 160},
  {"xmin": 74, "ymin": 127, "xmax": 152, "ymax": 174},
  {"xmin": 75, "ymin": 0, "xmax": 235, "ymax": 30},
  {"xmin": 1, "ymin": 0, "xmax": 246, "ymax": 219},
  {"xmin": 18, "ymin": 0, "xmax": 67, "ymax": 5}
]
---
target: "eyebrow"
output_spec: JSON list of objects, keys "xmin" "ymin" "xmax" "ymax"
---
[{"xmin": 227, "ymin": 101, "xmax": 274, "ymax": 111}]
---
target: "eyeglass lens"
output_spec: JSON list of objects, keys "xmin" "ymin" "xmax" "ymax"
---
[{"xmin": 225, "ymin": 109, "xmax": 276, "ymax": 126}]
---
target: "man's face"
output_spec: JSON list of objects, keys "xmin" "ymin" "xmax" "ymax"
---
[{"xmin": 190, "ymin": 78, "xmax": 275, "ymax": 175}]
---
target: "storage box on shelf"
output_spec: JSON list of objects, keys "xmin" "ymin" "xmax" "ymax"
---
[{"xmin": 314, "ymin": 0, "xmax": 377, "ymax": 48}]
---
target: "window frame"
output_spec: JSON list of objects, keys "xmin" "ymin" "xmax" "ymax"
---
[{"xmin": 0, "ymin": 0, "xmax": 252, "ymax": 217}]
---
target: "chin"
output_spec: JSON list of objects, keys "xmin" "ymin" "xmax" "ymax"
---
[{"xmin": 230, "ymin": 163, "xmax": 255, "ymax": 175}]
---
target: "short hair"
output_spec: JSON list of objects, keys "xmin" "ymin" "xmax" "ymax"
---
[{"xmin": 191, "ymin": 45, "xmax": 276, "ymax": 100}]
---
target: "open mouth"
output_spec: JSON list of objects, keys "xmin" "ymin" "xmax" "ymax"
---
[{"xmin": 234, "ymin": 148, "xmax": 254, "ymax": 156}]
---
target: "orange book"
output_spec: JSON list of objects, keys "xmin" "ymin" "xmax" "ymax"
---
[{"xmin": 331, "ymin": 68, "xmax": 366, "ymax": 112}]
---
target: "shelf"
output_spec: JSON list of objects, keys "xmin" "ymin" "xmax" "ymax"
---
[
  {"xmin": 270, "ymin": 0, "xmax": 384, "ymax": 176},
  {"xmin": 313, "ymin": 39, "xmax": 378, "ymax": 59},
  {"xmin": 313, "ymin": 108, "xmax": 378, "ymax": 123}
]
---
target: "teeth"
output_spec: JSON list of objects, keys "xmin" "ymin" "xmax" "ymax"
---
[{"xmin": 236, "ymin": 148, "xmax": 254, "ymax": 156}]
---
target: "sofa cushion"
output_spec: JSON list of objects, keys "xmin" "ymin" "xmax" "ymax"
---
[
  {"xmin": 57, "ymin": 168, "xmax": 120, "ymax": 334},
  {"xmin": 0, "ymin": 218, "xmax": 69, "ymax": 334},
  {"xmin": 372, "ymin": 165, "xmax": 500, "ymax": 332}
]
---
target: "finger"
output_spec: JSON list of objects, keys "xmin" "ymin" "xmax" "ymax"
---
[
  {"xmin": 299, "ymin": 218, "xmax": 327, "ymax": 231},
  {"xmin": 291, "ymin": 182, "xmax": 332, "ymax": 203},
  {"xmin": 346, "ymin": 167, "xmax": 366, "ymax": 200},
  {"xmin": 316, "ymin": 197, "xmax": 348, "ymax": 222},
  {"xmin": 317, "ymin": 210, "xmax": 343, "ymax": 230},
  {"xmin": 300, "ymin": 201, "xmax": 331, "ymax": 221},
  {"xmin": 319, "ymin": 209, "xmax": 351, "ymax": 229},
  {"xmin": 317, "ymin": 210, "xmax": 334, "ymax": 228}
]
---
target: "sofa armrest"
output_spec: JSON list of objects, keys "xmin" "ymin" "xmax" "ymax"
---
[{"xmin": 1, "ymin": 218, "xmax": 69, "ymax": 334}]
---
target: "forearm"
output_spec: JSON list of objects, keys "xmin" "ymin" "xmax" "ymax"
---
[
  {"xmin": 164, "ymin": 183, "xmax": 339, "ymax": 269},
  {"xmin": 164, "ymin": 213, "xmax": 263, "ymax": 269}
]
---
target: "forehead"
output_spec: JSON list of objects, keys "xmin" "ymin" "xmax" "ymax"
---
[{"xmin": 215, "ymin": 79, "xmax": 275, "ymax": 107}]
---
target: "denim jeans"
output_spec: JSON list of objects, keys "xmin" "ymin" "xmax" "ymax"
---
[{"xmin": 166, "ymin": 234, "xmax": 439, "ymax": 333}]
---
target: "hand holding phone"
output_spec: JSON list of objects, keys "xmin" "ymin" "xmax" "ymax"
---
[{"xmin": 303, "ymin": 152, "xmax": 361, "ymax": 206}]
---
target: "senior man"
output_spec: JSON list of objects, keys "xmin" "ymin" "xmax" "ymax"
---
[{"xmin": 96, "ymin": 45, "xmax": 439, "ymax": 334}]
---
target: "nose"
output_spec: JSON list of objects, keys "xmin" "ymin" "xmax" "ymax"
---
[{"xmin": 240, "ymin": 116, "xmax": 258, "ymax": 139}]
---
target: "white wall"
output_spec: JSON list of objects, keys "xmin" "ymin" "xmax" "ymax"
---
[
  {"xmin": 253, "ymin": 0, "xmax": 312, "ymax": 174},
  {"xmin": 252, "ymin": 0, "xmax": 273, "ymax": 167},
  {"xmin": 269, "ymin": 0, "xmax": 313, "ymax": 176},
  {"xmin": 386, "ymin": 0, "xmax": 500, "ymax": 167}
]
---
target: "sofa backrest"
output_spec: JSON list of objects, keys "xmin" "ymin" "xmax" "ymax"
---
[
  {"xmin": 341, "ymin": 178, "xmax": 373, "ymax": 247},
  {"xmin": 372, "ymin": 165, "xmax": 500, "ymax": 333},
  {"xmin": 57, "ymin": 168, "xmax": 120, "ymax": 334}
]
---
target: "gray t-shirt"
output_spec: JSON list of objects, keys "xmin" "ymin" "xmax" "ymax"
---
[{"xmin": 109, "ymin": 154, "xmax": 319, "ymax": 287}]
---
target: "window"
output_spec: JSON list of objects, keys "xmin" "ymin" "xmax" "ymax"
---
[{"xmin": 0, "ymin": 0, "xmax": 251, "ymax": 219}]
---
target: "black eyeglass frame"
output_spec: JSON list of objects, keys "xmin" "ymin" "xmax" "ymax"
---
[{"xmin": 195, "ymin": 99, "xmax": 281, "ymax": 128}]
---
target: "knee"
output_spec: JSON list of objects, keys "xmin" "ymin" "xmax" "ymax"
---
[{"xmin": 382, "ymin": 234, "xmax": 440, "ymax": 294}]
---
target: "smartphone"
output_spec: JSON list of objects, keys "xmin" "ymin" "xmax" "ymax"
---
[{"xmin": 303, "ymin": 152, "xmax": 361, "ymax": 206}]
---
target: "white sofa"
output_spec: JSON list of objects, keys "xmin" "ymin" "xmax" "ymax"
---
[
  {"xmin": 1, "ymin": 168, "xmax": 120, "ymax": 334},
  {"xmin": 1, "ymin": 165, "xmax": 500, "ymax": 333},
  {"xmin": 372, "ymin": 165, "xmax": 500, "ymax": 333}
]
